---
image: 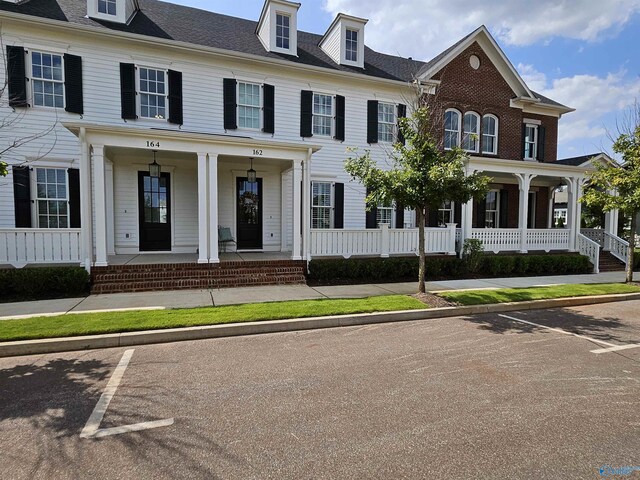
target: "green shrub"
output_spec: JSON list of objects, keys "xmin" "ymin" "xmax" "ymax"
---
[
  {"xmin": 463, "ymin": 239, "xmax": 484, "ymax": 273},
  {"xmin": 480, "ymin": 254, "xmax": 591, "ymax": 277},
  {"xmin": 0, "ymin": 267, "xmax": 90, "ymax": 302}
]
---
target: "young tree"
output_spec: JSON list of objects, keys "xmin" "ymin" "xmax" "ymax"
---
[
  {"xmin": 582, "ymin": 101, "xmax": 640, "ymax": 283},
  {"xmin": 345, "ymin": 106, "xmax": 489, "ymax": 293}
]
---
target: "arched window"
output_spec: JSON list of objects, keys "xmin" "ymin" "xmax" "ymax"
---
[
  {"xmin": 482, "ymin": 114, "xmax": 498, "ymax": 155},
  {"xmin": 462, "ymin": 112, "xmax": 480, "ymax": 152},
  {"xmin": 444, "ymin": 109, "xmax": 461, "ymax": 149}
]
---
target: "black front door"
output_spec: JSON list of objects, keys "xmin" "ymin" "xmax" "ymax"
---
[
  {"xmin": 138, "ymin": 171, "xmax": 171, "ymax": 251},
  {"xmin": 236, "ymin": 177, "xmax": 262, "ymax": 250}
]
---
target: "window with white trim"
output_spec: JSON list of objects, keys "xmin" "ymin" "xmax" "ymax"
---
[
  {"xmin": 482, "ymin": 115, "xmax": 498, "ymax": 154},
  {"xmin": 346, "ymin": 29, "xmax": 358, "ymax": 62},
  {"xmin": 462, "ymin": 112, "xmax": 479, "ymax": 152},
  {"xmin": 312, "ymin": 181, "xmax": 333, "ymax": 228},
  {"xmin": 238, "ymin": 82, "xmax": 261, "ymax": 129},
  {"xmin": 438, "ymin": 201, "xmax": 454, "ymax": 227},
  {"xmin": 376, "ymin": 205, "xmax": 393, "ymax": 227},
  {"xmin": 35, "ymin": 168, "xmax": 68, "ymax": 228},
  {"xmin": 31, "ymin": 51, "xmax": 64, "ymax": 108},
  {"xmin": 313, "ymin": 93, "xmax": 333, "ymax": 136},
  {"xmin": 378, "ymin": 103, "xmax": 396, "ymax": 142},
  {"xmin": 485, "ymin": 190, "xmax": 499, "ymax": 228},
  {"xmin": 139, "ymin": 67, "xmax": 166, "ymax": 119},
  {"xmin": 524, "ymin": 124, "xmax": 538, "ymax": 160},
  {"xmin": 276, "ymin": 13, "xmax": 290, "ymax": 49},
  {"xmin": 98, "ymin": 0, "xmax": 116, "ymax": 15},
  {"xmin": 444, "ymin": 109, "xmax": 461, "ymax": 149}
]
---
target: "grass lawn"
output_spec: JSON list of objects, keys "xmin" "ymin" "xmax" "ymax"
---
[
  {"xmin": 439, "ymin": 283, "xmax": 640, "ymax": 306},
  {"xmin": 0, "ymin": 295, "xmax": 426, "ymax": 342}
]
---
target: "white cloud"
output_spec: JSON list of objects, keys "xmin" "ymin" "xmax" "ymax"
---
[{"xmin": 322, "ymin": 0, "xmax": 640, "ymax": 60}]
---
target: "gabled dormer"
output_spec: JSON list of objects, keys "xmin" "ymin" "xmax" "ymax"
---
[
  {"xmin": 87, "ymin": 0, "xmax": 139, "ymax": 25},
  {"xmin": 256, "ymin": 0, "xmax": 301, "ymax": 56},
  {"xmin": 319, "ymin": 13, "xmax": 367, "ymax": 69}
]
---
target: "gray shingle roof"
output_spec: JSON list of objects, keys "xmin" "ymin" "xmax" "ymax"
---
[{"xmin": 554, "ymin": 153, "xmax": 602, "ymax": 166}]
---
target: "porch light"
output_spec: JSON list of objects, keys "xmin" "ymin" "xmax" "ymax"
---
[
  {"xmin": 149, "ymin": 150, "xmax": 161, "ymax": 178},
  {"xmin": 247, "ymin": 157, "xmax": 257, "ymax": 183}
]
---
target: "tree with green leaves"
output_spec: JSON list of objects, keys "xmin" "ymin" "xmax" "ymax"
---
[
  {"xmin": 345, "ymin": 106, "xmax": 489, "ymax": 293},
  {"xmin": 582, "ymin": 101, "xmax": 640, "ymax": 283}
]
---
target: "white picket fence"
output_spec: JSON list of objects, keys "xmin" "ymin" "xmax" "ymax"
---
[{"xmin": 0, "ymin": 229, "xmax": 82, "ymax": 267}]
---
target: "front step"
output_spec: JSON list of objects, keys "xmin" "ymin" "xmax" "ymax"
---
[
  {"xmin": 91, "ymin": 260, "xmax": 307, "ymax": 294},
  {"xmin": 598, "ymin": 250, "xmax": 626, "ymax": 272}
]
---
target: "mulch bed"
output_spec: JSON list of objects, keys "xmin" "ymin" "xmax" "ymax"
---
[{"xmin": 412, "ymin": 292, "xmax": 458, "ymax": 308}]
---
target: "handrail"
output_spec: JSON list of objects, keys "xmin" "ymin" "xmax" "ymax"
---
[
  {"xmin": 576, "ymin": 232, "xmax": 601, "ymax": 273},
  {"xmin": 603, "ymin": 231, "xmax": 629, "ymax": 264}
]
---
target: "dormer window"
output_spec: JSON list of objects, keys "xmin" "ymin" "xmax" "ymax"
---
[
  {"xmin": 98, "ymin": 0, "xmax": 116, "ymax": 15},
  {"xmin": 320, "ymin": 13, "xmax": 367, "ymax": 68},
  {"xmin": 345, "ymin": 29, "xmax": 358, "ymax": 62},
  {"xmin": 276, "ymin": 13, "xmax": 290, "ymax": 49},
  {"xmin": 256, "ymin": 0, "xmax": 300, "ymax": 56}
]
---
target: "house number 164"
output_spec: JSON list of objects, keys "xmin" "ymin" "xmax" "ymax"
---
[{"xmin": 146, "ymin": 141, "xmax": 161, "ymax": 148}]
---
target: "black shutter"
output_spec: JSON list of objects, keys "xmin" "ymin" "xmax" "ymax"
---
[
  {"xmin": 395, "ymin": 202, "xmax": 404, "ymax": 229},
  {"xmin": 7, "ymin": 46, "xmax": 27, "ymax": 108},
  {"xmin": 521, "ymin": 123, "xmax": 527, "ymax": 159},
  {"xmin": 334, "ymin": 95, "xmax": 345, "ymax": 141},
  {"xmin": 334, "ymin": 183, "xmax": 344, "ymax": 229},
  {"xmin": 120, "ymin": 63, "xmax": 137, "ymax": 120},
  {"xmin": 167, "ymin": 69, "xmax": 183, "ymax": 125},
  {"xmin": 475, "ymin": 198, "xmax": 487, "ymax": 228},
  {"xmin": 64, "ymin": 54, "xmax": 83, "ymax": 115},
  {"xmin": 12, "ymin": 166, "xmax": 31, "ymax": 228},
  {"xmin": 68, "ymin": 168, "xmax": 81, "ymax": 228},
  {"xmin": 499, "ymin": 189, "xmax": 508, "ymax": 228},
  {"xmin": 367, "ymin": 100, "xmax": 378, "ymax": 144},
  {"xmin": 300, "ymin": 90, "xmax": 313, "ymax": 137},
  {"xmin": 454, "ymin": 202, "xmax": 462, "ymax": 227},
  {"xmin": 397, "ymin": 103, "xmax": 407, "ymax": 145},
  {"xmin": 223, "ymin": 78, "xmax": 237, "ymax": 130},
  {"xmin": 263, "ymin": 84, "xmax": 275, "ymax": 134},
  {"xmin": 428, "ymin": 207, "xmax": 439, "ymax": 227},
  {"xmin": 365, "ymin": 187, "xmax": 377, "ymax": 228},
  {"xmin": 537, "ymin": 125, "xmax": 546, "ymax": 162}
]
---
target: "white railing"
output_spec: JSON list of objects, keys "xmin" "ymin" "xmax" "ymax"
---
[
  {"xmin": 604, "ymin": 232, "xmax": 629, "ymax": 264},
  {"xmin": 526, "ymin": 229, "xmax": 570, "ymax": 251},
  {"xmin": 577, "ymin": 232, "xmax": 601, "ymax": 273},
  {"xmin": 470, "ymin": 228, "xmax": 521, "ymax": 253},
  {"xmin": 0, "ymin": 229, "xmax": 82, "ymax": 267},
  {"xmin": 581, "ymin": 228, "xmax": 604, "ymax": 245},
  {"xmin": 309, "ymin": 224, "xmax": 457, "ymax": 258}
]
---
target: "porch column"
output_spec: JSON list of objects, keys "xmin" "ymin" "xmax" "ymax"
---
[
  {"xmin": 92, "ymin": 144, "xmax": 108, "ymax": 267},
  {"xmin": 79, "ymin": 128, "xmax": 93, "ymax": 271},
  {"xmin": 547, "ymin": 187, "xmax": 555, "ymax": 228},
  {"xmin": 574, "ymin": 178, "xmax": 584, "ymax": 250},
  {"xmin": 461, "ymin": 199, "xmax": 473, "ymax": 252},
  {"xmin": 604, "ymin": 189, "xmax": 619, "ymax": 249},
  {"xmin": 292, "ymin": 160, "xmax": 302, "ymax": 260},
  {"xmin": 515, "ymin": 173, "xmax": 536, "ymax": 253},
  {"xmin": 208, "ymin": 153, "xmax": 219, "ymax": 264},
  {"xmin": 197, "ymin": 152, "xmax": 209, "ymax": 264},
  {"xmin": 565, "ymin": 177, "xmax": 577, "ymax": 251},
  {"xmin": 302, "ymin": 149, "xmax": 312, "ymax": 260}
]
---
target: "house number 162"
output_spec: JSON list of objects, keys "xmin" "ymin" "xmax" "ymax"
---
[{"xmin": 253, "ymin": 149, "xmax": 263, "ymax": 156}]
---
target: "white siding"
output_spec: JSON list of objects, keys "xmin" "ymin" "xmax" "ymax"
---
[{"xmin": 320, "ymin": 27, "xmax": 341, "ymax": 66}]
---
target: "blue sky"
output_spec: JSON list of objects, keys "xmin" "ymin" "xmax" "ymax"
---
[{"xmin": 172, "ymin": 0, "xmax": 640, "ymax": 160}]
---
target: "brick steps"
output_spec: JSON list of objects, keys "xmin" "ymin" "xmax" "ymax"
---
[
  {"xmin": 598, "ymin": 250, "xmax": 626, "ymax": 272},
  {"xmin": 91, "ymin": 260, "xmax": 307, "ymax": 294}
]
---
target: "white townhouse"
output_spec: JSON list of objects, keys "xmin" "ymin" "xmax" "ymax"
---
[{"xmin": 0, "ymin": 0, "xmax": 629, "ymax": 291}]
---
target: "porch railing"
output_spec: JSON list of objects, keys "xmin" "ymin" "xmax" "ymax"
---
[
  {"xmin": 470, "ymin": 228, "xmax": 521, "ymax": 253},
  {"xmin": 577, "ymin": 232, "xmax": 601, "ymax": 273},
  {"xmin": 581, "ymin": 228, "xmax": 629, "ymax": 265},
  {"xmin": 526, "ymin": 228, "xmax": 571, "ymax": 251},
  {"xmin": 0, "ymin": 229, "xmax": 82, "ymax": 267},
  {"xmin": 309, "ymin": 224, "xmax": 457, "ymax": 258}
]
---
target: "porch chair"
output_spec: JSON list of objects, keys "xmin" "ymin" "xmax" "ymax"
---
[{"xmin": 218, "ymin": 226, "xmax": 236, "ymax": 253}]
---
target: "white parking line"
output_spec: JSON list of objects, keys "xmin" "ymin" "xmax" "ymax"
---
[
  {"xmin": 590, "ymin": 344, "xmax": 640, "ymax": 354},
  {"xmin": 80, "ymin": 349, "xmax": 173, "ymax": 439},
  {"xmin": 497, "ymin": 314, "xmax": 617, "ymax": 348}
]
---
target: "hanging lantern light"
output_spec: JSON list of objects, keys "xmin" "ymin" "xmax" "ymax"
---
[
  {"xmin": 149, "ymin": 150, "xmax": 161, "ymax": 178},
  {"xmin": 247, "ymin": 157, "xmax": 257, "ymax": 183}
]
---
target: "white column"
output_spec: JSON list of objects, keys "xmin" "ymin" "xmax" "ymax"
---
[
  {"xmin": 92, "ymin": 144, "xmax": 108, "ymax": 267},
  {"xmin": 292, "ymin": 160, "xmax": 302, "ymax": 260},
  {"xmin": 446, "ymin": 223, "xmax": 457, "ymax": 255},
  {"xmin": 380, "ymin": 223, "xmax": 390, "ymax": 258},
  {"xmin": 604, "ymin": 188, "xmax": 619, "ymax": 249},
  {"xmin": 462, "ymin": 198, "xmax": 474, "ymax": 250},
  {"xmin": 515, "ymin": 173, "xmax": 536, "ymax": 253},
  {"xmin": 105, "ymin": 160, "xmax": 115, "ymax": 256},
  {"xmin": 574, "ymin": 178, "xmax": 584, "ymax": 251},
  {"xmin": 280, "ymin": 171, "xmax": 288, "ymax": 252},
  {"xmin": 79, "ymin": 128, "xmax": 92, "ymax": 272},
  {"xmin": 208, "ymin": 153, "xmax": 219, "ymax": 264},
  {"xmin": 547, "ymin": 187, "xmax": 555, "ymax": 229},
  {"xmin": 302, "ymin": 150, "xmax": 312, "ymax": 260},
  {"xmin": 565, "ymin": 177, "xmax": 577, "ymax": 251},
  {"xmin": 197, "ymin": 152, "xmax": 209, "ymax": 264}
]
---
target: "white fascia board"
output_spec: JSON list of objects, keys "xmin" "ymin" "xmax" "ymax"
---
[{"xmin": 467, "ymin": 156, "xmax": 593, "ymax": 176}]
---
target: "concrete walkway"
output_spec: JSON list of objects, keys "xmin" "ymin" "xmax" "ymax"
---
[{"xmin": 0, "ymin": 271, "xmax": 632, "ymax": 321}]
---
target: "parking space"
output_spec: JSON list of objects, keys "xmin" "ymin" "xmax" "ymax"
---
[{"xmin": 1, "ymin": 301, "xmax": 639, "ymax": 479}]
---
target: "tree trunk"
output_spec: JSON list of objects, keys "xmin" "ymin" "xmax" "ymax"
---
[
  {"xmin": 626, "ymin": 211, "xmax": 636, "ymax": 283},
  {"xmin": 418, "ymin": 207, "xmax": 426, "ymax": 293}
]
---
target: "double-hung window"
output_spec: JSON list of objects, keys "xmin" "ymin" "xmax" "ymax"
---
[
  {"xmin": 98, "ymin": 0, "xmax": 116, "ymax": 15},
  {"xmin": 276, "ymin": 13, "xmax": 290, "ymax": 49},
  {"xmin": 378, "ymin": 103, "xmax": 396, "ymax": 143},
  {"xmin": 139, "ymin": 67, "xmax": 166, "ymax": 119},
  {"xmin": 376, "ymin": 205, "xmax": 393, "ymax": 226},
  {"xmin": 444, "ymin": 109, "xmax": 461, "ymax": 149},
  {"xmin": 238, "ymin": 82, "xmax": 261, "ymax": 129},
  {"xmin": 31, "ymin": 52, "xmax": 64, "ymax": 108},
  {"xmin": 313, "ymin": 94, "xmax": 333, "ymax": 136},
  {"xmin": 462, "ymin": 112, "xmax": 479, "ymax": 152},
  {"xmin": 438, "ymin": 201, "xmax": 454, "ymax": 227},
  {"xmin": 312, "ymin": 182, "xmax": 333, "ymax": 228},
  {"xmin": 35, "ymin": 168, "xmax": 68, "ymax": 228},
  {"xmin": 482, "ymin": 115, "xmax": 498, "ymax": 154},
  {"xmin": 346, "ymin": 29, "xmax": 358, "ymax": 62},
  {"xmin": 524, "ymin": 124, "xmax": 538, "ymax": 160},
  {"xmin": 485, "ymin": 190, "xmax": 499, "ymax": 228}
]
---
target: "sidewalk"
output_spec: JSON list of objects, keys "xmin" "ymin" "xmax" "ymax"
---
[{"xmin": 0, "ymin": 271, "xmax": 631, "ymax": 321}]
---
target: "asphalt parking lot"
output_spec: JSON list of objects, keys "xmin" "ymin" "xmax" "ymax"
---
[{"xmin": 1, "ymin": 301, "xmax": 639, "ymax": 479}]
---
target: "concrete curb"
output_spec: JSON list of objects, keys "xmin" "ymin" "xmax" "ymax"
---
[{"xmin": 2, "ymin": 292, "xmax": 640, "ymax": 358}]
